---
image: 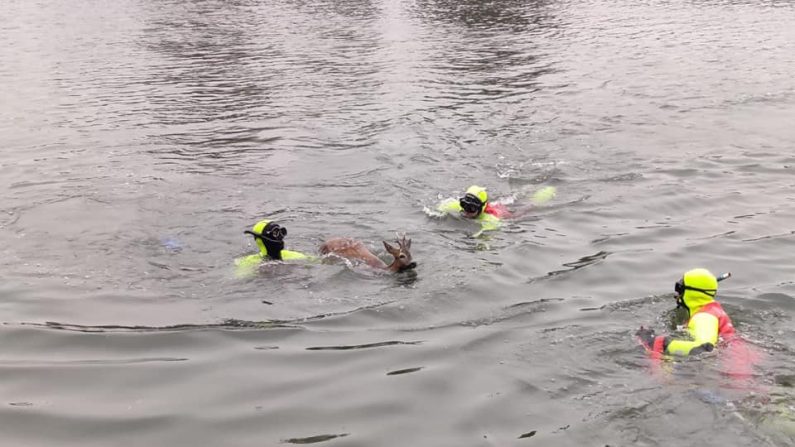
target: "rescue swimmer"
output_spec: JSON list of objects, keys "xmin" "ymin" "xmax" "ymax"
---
[
  {"xmin": 433, "ymin": 185, "xmax": 557, "ymax": 234},
  {"xmin": 234, "ymin": 219, "xmax": 315, "ymax": 277},
  {"xmin": 434, "ymin": 185, "xmax": 511, "ymax": 233},
  {"xmin": 636, "ymin": 268, "xmax": 736, "ymax": 356}
]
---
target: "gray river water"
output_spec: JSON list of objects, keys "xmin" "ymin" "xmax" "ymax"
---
[{"xmin": 1, "ymin": 0, "xmax": 794, "ymax": 445}]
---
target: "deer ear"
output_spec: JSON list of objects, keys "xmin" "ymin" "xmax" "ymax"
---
[
  {"xmin": 405, "ymin": 238, "xmax": 412, "ymax": 250},
  {"xmin": 383, "ymin": 241, "xmax": 397, "ymax": 254}
]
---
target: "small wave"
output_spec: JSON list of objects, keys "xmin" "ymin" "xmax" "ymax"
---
[
  {"xmin": 306, "ymin": 340, "xmax": 422, "ymax": 351},
  {"xmin": 282, "ymin": 433, "xmax": 349, "ymax": 444},
  {"xmin": 386, "ymin": 367, "xmax": 424, "ymax": 376}
]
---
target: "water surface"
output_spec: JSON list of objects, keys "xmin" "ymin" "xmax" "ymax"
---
[{"xmin": 1, "ymin": 0, "xmax": 794, "ymax": 445}]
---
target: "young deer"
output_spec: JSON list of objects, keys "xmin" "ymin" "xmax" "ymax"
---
[{"xmin": 319, "ymin": 233, "xmax": 416, "ymax": 273}]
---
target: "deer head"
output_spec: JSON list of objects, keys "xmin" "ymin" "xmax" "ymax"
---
[{"xmin": 383, "ymin": 233, "xmax": 416, "ymax": 273}]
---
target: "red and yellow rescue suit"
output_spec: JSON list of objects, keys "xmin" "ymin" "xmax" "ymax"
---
[
  {"xmin": 638, "ymin": 268, "xmax": 761, "ymax": 381},
  {"xmin": 640, "ymin": 268, "xmax": 734, "ymax": 356},
  {"xmin": 650, "ymin": 301, "xmax": 736, "ymax": 356}
]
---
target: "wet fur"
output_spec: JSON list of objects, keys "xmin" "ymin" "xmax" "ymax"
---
[{"xmin": 320, "ymin": 234, "xmax": 415, "ymax": 273}]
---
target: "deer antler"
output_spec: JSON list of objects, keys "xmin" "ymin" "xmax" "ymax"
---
[{"xmin": 396, "ymin": 232, "xmax": 408, "ymax": 245}]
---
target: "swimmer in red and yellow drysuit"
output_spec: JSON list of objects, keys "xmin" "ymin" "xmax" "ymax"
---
[
  {"xmin": 637, "ymin": 268, "xmax": 760, "ymax": 382},
  {"xmin": 436, "ymin": 185, "xmax": 524, "ymax": 234},
  {"xmin": 637, "ymin": 268, "xmax": 735, "ymax": 356},
  {"xmin": 435, "ymin": 185, "xmax": 513, "ymax": 232},
  {"xmin": 638, "ymin": 270, "xmax": 787, "ymax": 433},
  {"xmin": 434, "ymin": 184, "xmax": 557, "ymax": 235}
]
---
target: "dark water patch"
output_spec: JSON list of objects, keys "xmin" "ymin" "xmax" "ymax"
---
[
  {"xmin": 774, "ymin": 375, "xmax": 795, "ymax": 388},
  {"xmin": 634, "ymin": 224, "xmax": 671, "ymax": 230},
  {"xmin": 306, "ymin": 340, "xmax": 422, "ymax": 351},
  {"xmin": 546, "ymin": 250, "xmax": 611, "ymax": 276},
  {"xmin": 699, "ymin": 230, "xmax": 737, "ymax": 240},
  {"xmin": 3, "ymin": 0, "xmax": 795, "ymax": 445},
  {"xmin": 146, "ymin": 260, "xmax": 171, "ymax": 270},
  {"xmin": 590, "ymin": 233, "xmax": 629, "ymax": 244},
  {"xmin": 518, "ymin": 430, "xmax": 537, "ymax": 439},
  {"xmin": 386, "ymin": 367, "xmax": 424, "ymax": 376},
  {"xmin": 283, "ymin": 433, "xmax": 349, "ymax": 444},
  {"xmin": 505, "ymin": 298, "xmax": 564, "ymax": 310},
  {"xmin": 412, "ymin": 0, "xmax": 562, "ymax": 40}
]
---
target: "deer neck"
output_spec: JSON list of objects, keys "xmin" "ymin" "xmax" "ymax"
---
[
  {"xmin": 386, "ymin": 259, "xmax": 403, "ymax": 273},
  {"xmin": 364, "ymin": 256, "xmax": 388, "ymax": 270}
]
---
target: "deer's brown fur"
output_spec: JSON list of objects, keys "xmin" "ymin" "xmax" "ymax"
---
[{"xmin": 320, "ymin": 234, "xmax": 415, "ymax": 273}]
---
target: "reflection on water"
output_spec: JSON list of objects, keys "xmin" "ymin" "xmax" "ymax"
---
[
  {"xmin": 1, "ymin": 0, "xmax": 795, "ymax": 445},
  {"xmin": 413, "ymin": 0, "xmax": 558, "ymax": 30}
]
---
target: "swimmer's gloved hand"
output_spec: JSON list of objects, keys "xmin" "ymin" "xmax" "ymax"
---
[
  {"xmin": 530, "ymin": 186, "xmax": 557, "ymax": 206},
  {"xmin": 636, "ymin": 326, "xmax": 656, "ymax": 349},
  {"xmin": 636, "ymin": 326, "xmax": 670, "ymax": 353}
]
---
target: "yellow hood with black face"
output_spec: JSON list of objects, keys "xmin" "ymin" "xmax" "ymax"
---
[
  {"xmin": 466, "ymin": 185, "xmax": 488, "ymax": 203},
  {"xmin": 465, "ymin": 185, "xmax": 488, "ymax": 213},
  {"xmin": 251, "ymin": 219, "xmax": 271, "ymax": 256},
  {"xmin": 681, "ymin": 268, "xmax": 718, "ymax": 314}
]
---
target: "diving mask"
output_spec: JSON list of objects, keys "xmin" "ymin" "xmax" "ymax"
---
[
  {"xmin": 459, "ymin": 193, "xmax": 484, "ymax": 215},
  {"xmin": 245, "ymin": 222, "xmax": 287, "ymax": 241}
]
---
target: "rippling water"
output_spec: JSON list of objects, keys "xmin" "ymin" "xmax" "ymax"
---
[{"xmin": 2, "ymin": 0, "xmax": 794, "ymax": 445}]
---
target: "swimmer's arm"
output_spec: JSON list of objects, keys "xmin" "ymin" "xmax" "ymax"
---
[
  {"xmin": 665, "ymin": 313, "xmax": 719, "ymax": 356},
  {"xmin": 436, "ymin": 198, "xmax": 461, "ymax": 215},
  {"xmin": 282, "ymin": 250, "xmax": 319, "ymax": 262},
  {"xmin": 504, "ymin": 186, "xmax": 557, "ymax": 219},
  {"xmin": 234, "ymin": 254, "xmax": 264, "ymax": 279},
  {"xmin": 471, "ymin": 216, "xmax": 501, "ymax": 238}
]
